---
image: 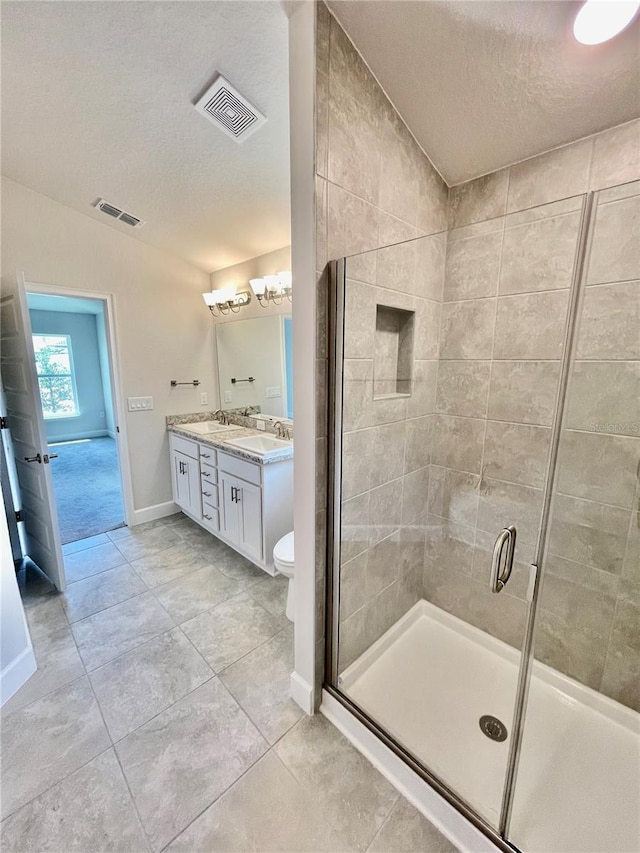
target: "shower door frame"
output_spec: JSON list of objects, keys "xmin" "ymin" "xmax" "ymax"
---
[{"xmin": 324, "ymin": 191, "xmax": 598, "ymax": 851}]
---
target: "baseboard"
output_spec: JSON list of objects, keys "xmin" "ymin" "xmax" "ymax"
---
[
  {"xmin": 48, "ymin": 430, "xmax": 110, "ymax": 444},
  {"xmin": 320, "ymin": 690, "xmax": 498, "ymax": 853},
  {"xmin": 130, "ymin": 500, "xmax": 179, "ymax": 526},
  {"xmin": 290, "ymin": 670, "xmax": 314, "ymax": 714},
  {"xmin": 1, "ymin": 645, "xmax": 37, "ymax": 708}
]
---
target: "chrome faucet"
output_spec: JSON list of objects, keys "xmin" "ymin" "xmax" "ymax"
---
[
  {"xmin": 214, "ymin": 409, "xmax": 229, "ymax": 425},
  {"xmin": 274, "ymin": 421, "xmax": 292, "ymax": 440}
]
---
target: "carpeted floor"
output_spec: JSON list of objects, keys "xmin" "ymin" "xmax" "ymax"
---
[{"xmin": 49, "ymin": 437, "xmax": 125, "ymax": 544}]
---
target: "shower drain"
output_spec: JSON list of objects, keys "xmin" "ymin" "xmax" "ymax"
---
[{"xmin": 479, "ymin": 715, "xmax": 508, "ymax": 742}]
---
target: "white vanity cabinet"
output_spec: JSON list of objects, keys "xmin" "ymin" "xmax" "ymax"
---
[{"xmin": 168, "ymin": 432, "xmax": 292, "ymax": 575}]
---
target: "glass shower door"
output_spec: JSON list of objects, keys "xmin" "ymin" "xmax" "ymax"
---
[
  {"xmin": 508, "ymin": 181, "xmax": 640, "ymax": 853},
  {"xmin": 328, "ymin": 193, "xmax": 589, "ymax": 835}
]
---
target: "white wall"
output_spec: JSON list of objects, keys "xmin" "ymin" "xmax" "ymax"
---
[
  {"xmin": 1, "ymin": 177, "xmax": 213, "ymax": 515},
  {"xmin": 287, "ymin": 0, "xmax": 317, "ymax": 714},
  {"xmin": 0, "ymin": 478, "xmax": 36, "ymax": 706}
]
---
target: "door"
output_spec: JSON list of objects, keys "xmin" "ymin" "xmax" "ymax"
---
[
  {"xmin": 236, "ymin": 479, "xmax": 262, "ymax": 562},
  {"xmin": 327, "ymin": 192, "xmax": 589, "ymax": 834},
  {"xmin": 0, "ymin": 272, "xmax": 65, "ymax": 590}
]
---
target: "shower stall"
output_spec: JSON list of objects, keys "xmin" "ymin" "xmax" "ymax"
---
[{"xmin": 325, "ymin": 181, "xmax": 640, "ymax": 852}]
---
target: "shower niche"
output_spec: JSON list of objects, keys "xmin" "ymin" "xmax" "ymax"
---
[{"xmin": 373, "ymin": 304, "xmax": 414, "ymax": 399}]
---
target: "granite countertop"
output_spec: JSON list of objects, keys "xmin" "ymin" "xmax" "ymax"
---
[{"xmin": 168, "ymin": 423, "xmax": 294, "ymax": 465}]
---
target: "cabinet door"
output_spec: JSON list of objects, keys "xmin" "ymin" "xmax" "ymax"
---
[
  {"xmin": 171, "ymin": 450, "xmax": 201, "ymax": 519},
  {"xmin": 171, "ymin": 451, "xmax": 191, "ymax": 511},
  {"xmin": 220, "ymin": 472, "xmax": 240, "ymax": 545},
  {"xmin": 184, "ymin": 454, "xmax": 202, "ymax": 520},
  {"xmin": 236, "ymin": 480, "xmax": 263, "ymax": 562}
]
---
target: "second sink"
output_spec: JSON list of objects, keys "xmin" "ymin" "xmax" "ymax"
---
[{"xmin": 224, "ymin": 435, "xmax": 292, "ymax": 458}]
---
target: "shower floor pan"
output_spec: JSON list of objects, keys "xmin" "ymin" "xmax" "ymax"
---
[{"xmin": 340, "ymin": 599, "xmax": 640, "ymax": 853}]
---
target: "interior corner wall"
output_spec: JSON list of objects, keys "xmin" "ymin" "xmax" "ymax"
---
[
  {"xmin": 1, "ymin": 177, "xmax": 213, "ymax": 516},
  {"xmin": 29, "ymin": 308, "xmax": 108, "ymax": 442}
]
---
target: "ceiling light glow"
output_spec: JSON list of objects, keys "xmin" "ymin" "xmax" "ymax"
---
[{"xmin": 573, "ymin": 0, "xmax": 640, "ymax": 44}]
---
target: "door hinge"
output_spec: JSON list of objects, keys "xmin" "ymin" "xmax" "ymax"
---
[
  {"xmin": 0, "ymin": 416, "xmax": 7, "ymax": 430},
  {"xmin": 15, "ymin": 510, "xmax": 23, "ymax": 522}
]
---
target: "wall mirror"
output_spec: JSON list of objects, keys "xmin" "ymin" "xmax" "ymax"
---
[{"xmin": 216, "ymin": 314, "xmax": 293, "ymax": 418}]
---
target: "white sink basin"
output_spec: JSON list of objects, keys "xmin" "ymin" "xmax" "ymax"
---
[
  {"xmin": 224, "ymin": 435, "xmax": 292, "ymax": 458},
  {"xmin": 182, "ymin": 421, "xmax": 237, "ymax": 435}
]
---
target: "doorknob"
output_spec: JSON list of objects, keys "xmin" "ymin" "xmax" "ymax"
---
[
  {"xmin": 24, "ymin": 453, "xmax": 42, "ymax": 463},
  {"xmin": 490, "ymin": 526, "xmax": 517, "ymax": 593}
]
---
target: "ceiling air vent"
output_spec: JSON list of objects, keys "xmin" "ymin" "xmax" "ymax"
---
[
  {"xmin": 95, "ymin": 199, "xmax": 146, "ymax": 228},
  {"xmin": 194, "ymin": 75, "xmax": 266, "ymax": 142}
]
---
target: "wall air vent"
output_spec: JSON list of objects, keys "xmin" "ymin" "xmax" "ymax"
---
[
  {"xmin": 95, "ymin": 199, "xmax": 146, "ymax": 228},
  {"xmin": 194, "ymin": 75, "xmax": 266, "ymax": 142}
]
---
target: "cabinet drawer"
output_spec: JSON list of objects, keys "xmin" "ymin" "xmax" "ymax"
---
[
  {"xmin": 201, "ymin": 503, "xmax": 220, "ymax": 532},
  {"xmin": 170, "ymin": 434, "xmax": 198, "ymax": 459},
  {"xmin": 218, "ymin": 451, "xmax": 261, "ymax": 486},
  {"xmin": 201, "ymin": 483, "xmax": 219, "ymax": 508},
  {"xmin": 199, "ymin": 446, "xmax": 217, "ymax": 466},
  {"xmin": 200, "ymin": 466, "xmax": 217, "ymax": 485}
]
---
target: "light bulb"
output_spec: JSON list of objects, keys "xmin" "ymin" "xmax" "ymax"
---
[
  {"xmin": 249, "ymin": 278, "xmax": 266, "ymax": 296},
  {"xmin": 574, "ymin": 0, "xmax": 640, "ymax": 44},
  {"xmin": 277, "ymin": 271, "xmax": 292, "ymax": 289}
]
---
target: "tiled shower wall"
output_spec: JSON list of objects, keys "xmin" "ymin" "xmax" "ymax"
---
[
  {"xmin": 314, "ymin": 2, "xmax": 449, "ymax": 673},
  {"xmin": 315, "ymin": 1, "xmax": 640, "ymax": 707}
]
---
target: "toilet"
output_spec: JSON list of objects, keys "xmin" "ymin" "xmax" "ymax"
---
[{"xmin": 273, "ymin": 531, "xmax": 295, "ymax": 622}]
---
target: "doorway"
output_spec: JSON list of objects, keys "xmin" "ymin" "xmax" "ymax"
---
[{"xmin": 24, "ymin": 286, "xmax": 131, "ymax": 547}]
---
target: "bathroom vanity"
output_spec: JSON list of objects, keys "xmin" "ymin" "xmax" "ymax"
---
[{"xmin": 168, "ymin": 422, "xmax": 293, "ymax": 576}]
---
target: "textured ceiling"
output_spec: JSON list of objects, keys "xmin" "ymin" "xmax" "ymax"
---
[
  {"xmin": 328, "ymin": 0, "xmax": 640, "ymax": 184},
  {"xmin": 1, "ymin": 1, "xmax": 290, "ymax": 272}
]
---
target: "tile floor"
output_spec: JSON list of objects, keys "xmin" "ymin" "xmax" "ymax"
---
[{"xmin": 1, "ymin": 514, "xmax": 457, "ymax": 852}]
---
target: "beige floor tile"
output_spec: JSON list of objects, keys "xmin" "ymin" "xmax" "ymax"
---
[
  {"xmin": 71, "ymin": 591, "xmax": 174, "ymax": 671},
  {"xmin": 220, "ymin": 627, "xmax": 302, "ymax": 744},
  {"xmin": 153, "ymin": 564, "xmax": 241, "ymax": 623},
  {"xmin": 367, "ymin": 797, "xmax": 459, "ymax": 852},
  {"xmin": 90, "ymin": 627, "xmax": 212, "ymax": 741},
  {"xmin": 1, "ymin": 678, "xmax": 110, "ymax": 820},
  {"xmin": 62, "ymin": 564, "xmax": 147, "ymax": 622},
  {"xmin": 167, "ymin": 750, "xmax": 349, "ymax": 852},
  {"xmin": 63, "ymin": 542, "xmax": 127, "ymax": 584},
  {"xmin": 182, "ymin": 592, "xmax": 282, "ymax": 672},
  {"xmin": 110, "ymin": 524, "xmax": 184, "ymax": 562},
  {"xmin": 0, "ymin": 750, "xmax": 149, "ymax": 852},
  {"xmin": 129, "ymin": 543, "xmax": 212, "ymax": 589},
  {"xmin": 247, "ymin": 574, "xmax": 290, "ymax": 622},
  {"xmin": 1, "ymin": 624, "xmax": 84, "ymax": 717},
  {"xmin": 116, "ymin": 678, "xmax": 267, "ymax": 851},
  {"xmin": 276, "ymin": 715, "xmax": 399, "ymax": 852}
]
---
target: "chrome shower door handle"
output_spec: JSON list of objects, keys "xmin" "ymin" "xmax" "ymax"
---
[{"xmin": 490, "ymin": 525, "xmax": 517, "ymax": 593}]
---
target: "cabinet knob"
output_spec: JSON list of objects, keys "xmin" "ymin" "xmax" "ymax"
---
[
  {"xmin": 204, "ymin": 513, "xmax": 212, "ymax": 520},
  {"xmin": 202, "ymin": 471, "xmax": 211, "ymax": 477},
  {"xmin": 202, "ymin": 453, "xmax": 210, "ymax": 459},
  {"xmin": 203, "ymin": 491, "xmax": 212, "ymax": 497}
]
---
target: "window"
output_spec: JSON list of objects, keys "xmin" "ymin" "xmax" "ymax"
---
[{"xmin": 32, "ymin": 334, "xmax": 79, "ymax": 419}]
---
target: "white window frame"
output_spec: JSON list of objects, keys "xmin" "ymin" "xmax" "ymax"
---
[{"xmin": 32, "ymin": 333, "xmax": 80, "ymax": 420}]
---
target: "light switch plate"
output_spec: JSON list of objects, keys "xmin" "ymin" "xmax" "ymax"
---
[
  {"xmin": 127, "ymin": 396, "xmax": 153, "ymax": 412},
  {"xmin": 224, "ymin": 391, "xmax": 232, "ymax": 403},
  {"xmin": 200, "ymin": 392, "xmax": 208, "ymax": 405},
  {"xmin": 266, "ymin": 387, "xmax": 281, "ymax": 398}
]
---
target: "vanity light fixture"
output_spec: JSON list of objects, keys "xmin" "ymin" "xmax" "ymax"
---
[
  {"xmin": 573, "ymin": 0, "xmax": 640, "ymax": 44},
  {"xmin": 202, "ymin": 286, "xmax": 252, "ymax": 317},
  {"xmin": 249, "ymin": 271, "xmax": 293, "ymax": 307}
]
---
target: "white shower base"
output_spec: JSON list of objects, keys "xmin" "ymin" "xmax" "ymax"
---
[{"xmin": 340, "ymin": 600, "xmax": 640, "ymax": 853}]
